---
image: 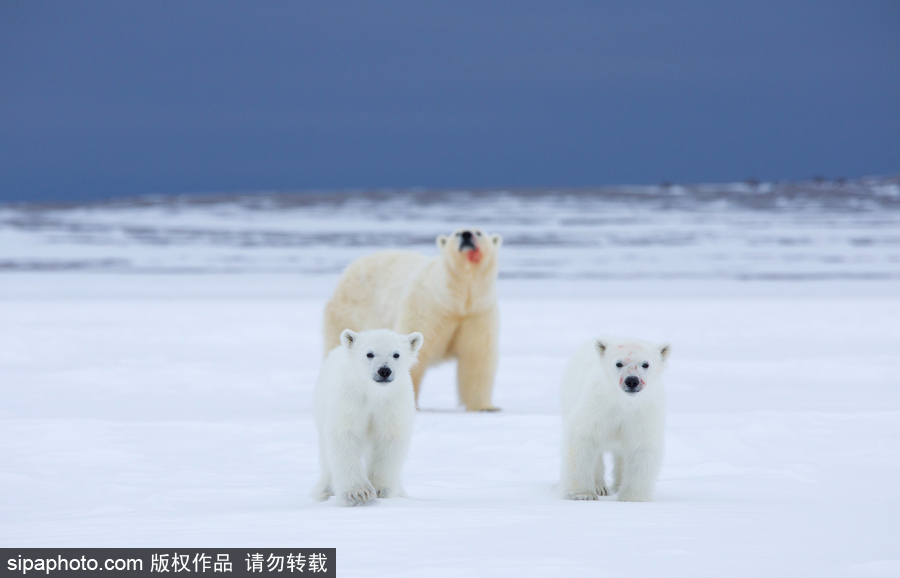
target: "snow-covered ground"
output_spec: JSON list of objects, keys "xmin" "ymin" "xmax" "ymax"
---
[{"xmin": 1, "ymin": 181, "xmax": 899, "ymax": 576}]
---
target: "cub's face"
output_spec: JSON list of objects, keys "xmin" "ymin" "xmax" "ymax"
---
[
  {"xmin": 436, "ymin": 228, "xmax": 502, "ymax": 270},
  {"xmin": 596, "ymin": 340, "xmax": 671, "ymax": 395},
  {"xmin": 340, "ymin": 329, "xmax": 423, "ymax": 385}
]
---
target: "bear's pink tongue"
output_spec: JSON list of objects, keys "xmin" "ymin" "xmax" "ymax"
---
[{"xmin": 466, "ymin": 248, "xmax": 483, "ymax": 264}]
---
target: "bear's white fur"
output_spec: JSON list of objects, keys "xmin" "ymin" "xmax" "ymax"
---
[
  {"xmin": 312, "ymin": 328, "xmax": 423, "ymax": 506},
  {"xmin": 560, "ymin": 337, "xmax": 671, "ymax": 502},
  {"xmin": 323, "ymin": 228, "xmax": 502, "ymax": 411}
]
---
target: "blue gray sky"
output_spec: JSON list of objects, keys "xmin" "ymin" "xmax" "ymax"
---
[{"xmin": 2, "ymin": 1, "xmax": 898, "ymax": 202}]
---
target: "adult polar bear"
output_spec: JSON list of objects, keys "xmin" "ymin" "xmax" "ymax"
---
[{"xmin": 324, "ymin": 228, "xmax": 502, "ymax": 411}]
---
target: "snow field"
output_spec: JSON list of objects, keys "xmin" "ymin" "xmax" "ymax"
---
[{"xmin": 1, "ymin": 273, "xmax": 898, "ymax": 576}]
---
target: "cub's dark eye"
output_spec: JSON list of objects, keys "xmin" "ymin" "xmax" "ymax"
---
[
  {"xmin": 393, "ymin": 353, "xmax": 400, "ymax": 359},
  {"xmin": 642, "ymin": 362, "xmax": 650, "ymax": 369},
  {"xmin": 476, "ymin": 231, "xmax": 482, "ymax": 236},
  {"xmin": 366, "ymin": 353, "xmax": 374, "ymax": 358},
  {"xmin": 616, "ymin": 362, "xmax": 623, "ymax": 368}
]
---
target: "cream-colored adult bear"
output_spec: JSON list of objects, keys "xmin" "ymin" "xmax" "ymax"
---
[{"xmin": 323, "ymin": 228, "xmax": 502, "ymax": 411}]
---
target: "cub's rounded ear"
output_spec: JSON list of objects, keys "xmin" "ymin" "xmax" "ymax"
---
[
  {"xmin": 491, "ymin": 233, "xmax": 502, "ymax": 247},
  {"xmin": 659, "ymin": 342, "xmax": 671, "ymax": 360},
  {"xmin": 436, "ymin": 235, "xmax": 448, "ymax": 249},
  {"xmin": 407, "ymin": 332, "xmax": 424, "ymax": 354},
  {"xmin": 596, "ymin": 341, "xmax": 607, "ymax": 357},
  {"xmin": 340, "ymin": 329, "xmax": 358, "ymax": 348}
]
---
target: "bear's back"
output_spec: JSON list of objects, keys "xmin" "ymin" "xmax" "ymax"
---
[{"xmin": 324, "ymin": 250, "xmax": 431, "ymax": 348}]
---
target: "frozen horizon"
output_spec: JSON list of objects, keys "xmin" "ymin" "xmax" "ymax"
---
[{"xmin": 2, "ymin": 175, "xmax": 900, "ymax": 282}]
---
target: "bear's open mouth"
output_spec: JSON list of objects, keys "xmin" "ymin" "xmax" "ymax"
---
[{"xmin": 458, "ymin": 233, "xmax": 483, "ymax": 263}]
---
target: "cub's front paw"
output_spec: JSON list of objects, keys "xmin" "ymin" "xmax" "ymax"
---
[
  {"xmin": 311, "ymin": 485, "xmax": 333, "ymax": 502},
  {"xmin": 376, "ymin": 487, "xmax": 398, "ymax": 499},
  {"xmin": 616, "ymin": 489, "xmax": 652, "ymax": 502},
  {"xmin": 595, "ymin": 485, "xmax": 609, "ymax": 497},
  {"xmin": 375, "ymin": 485, "xmax": 409, "ymax": 498},
  {"xmin": 566, "ymin": 491, "xmax": 599, "ymax": 501},
  {"xmin": 341, "ymin": 484, "xmax": 375, "ymax": 506}
]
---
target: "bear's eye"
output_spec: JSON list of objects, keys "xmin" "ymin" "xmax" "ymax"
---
[
  {"xmin": 476, "ymin": 231, "xmax": 482, "ymax": 236},
  {"xmin": 642, "ymin": 362, "xmax": 650, "ymax": 369},
  {"xmin": 366, "ymin": 352, "xmax": 374, "ymax": 358},
  {"xmin": 616, "ymin": 362, "xmax": 623, "ymax": 368},
  {"xmin": 393, "ymin": 353, "xmax": 400, "ymax": 359}
]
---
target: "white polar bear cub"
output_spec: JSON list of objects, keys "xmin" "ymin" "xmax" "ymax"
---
[
  {"xmin": 312, "ymin": 328, "xmax": 423, "ymax": 506},
  {"xmin": 560, "ymin": 337, "xmax": 671, "ymax": 502}
]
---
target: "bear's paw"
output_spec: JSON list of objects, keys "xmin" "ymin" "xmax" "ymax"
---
[
  {"xmin": 471, "ymin": 405, "xmax": 501, "ymax": 412},
  {"xmin": 342, "ymin": 484, "xmax": 376, "ymax": 506},
  {"xmin": 566, "ymin": 491, "xmax": 600, "ymax": 501},
  {"xmin": 311, "ymin": 484, "xmax": 333, "ymax": 502},
  {"xmin": 616, "ymin": 490, "xmax": 652, "ymax": 502}
]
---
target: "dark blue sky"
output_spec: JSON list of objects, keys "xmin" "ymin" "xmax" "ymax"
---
[{"xmin": 2, "ymin": 2, "xmax": 898, "ymax": 202}]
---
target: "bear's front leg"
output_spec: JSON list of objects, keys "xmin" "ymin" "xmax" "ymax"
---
[
  {"xmin": 397, "ymin": 305, "xmax": 454, "ymax": 406},
  {"xmin": 310, "ymin": 434, "xmax": 334, "ymax": 501},
  {"xmin": 616, "ymin": 446, "xmax": 663, "ymax": 502},
  {"xmin": 452, "ymin": 308, "xmax": 500, "ymax": 411},
  {"xmin": 612, "ymin": 453, "xmax": 624, "ymax": 494},
  {"xmin": 593, "ymin": 454, "xmax": 609, "ymax": 496},
  {"xmin": 562, "ymin": 429, "xmax": 603, "ymax": 500},
  {"xmin": 327, "ymin": 430, "xmax": 376, "ymax": 506},
  {"xmin": 366, "ymin": 421, "xmax": 413, "ymax": 499},
  {"xmin": 409, "ymin": 362, "xmax": 428, "ymax": 405}
]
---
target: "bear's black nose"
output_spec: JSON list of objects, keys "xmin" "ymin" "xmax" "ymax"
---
[
  {"xmin": 459, "ymin": 230, "xmax": 476, "ymax": 250},
  {"xmin": 624, "ymin": 376, "xmax": 640, "ymax": 389},
  {"xmin": 378, "ymin": 366, "xmax": 392, "ymax": 379}
]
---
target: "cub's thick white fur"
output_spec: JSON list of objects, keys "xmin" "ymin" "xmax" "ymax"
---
[
  {"xmin": 312, "ymin": 328, "xmax": 423, "ymax": 506},
  {"xmin": 323, "ymin": 228, "xmax": 502, "ymax": 411},
  {"xmin": 560, "ymin": 337, "xmax": 671, "ymax": 502}
]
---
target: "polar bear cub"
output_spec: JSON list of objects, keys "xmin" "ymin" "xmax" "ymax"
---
[
  {"xmin": 560, "ymin": 337, "xmax": 670, "ymax": 502},
  {"xmin": 312, "ymin": 328, "xmax": 423, "ymax": 506}
]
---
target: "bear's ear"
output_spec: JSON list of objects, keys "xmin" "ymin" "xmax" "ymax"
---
[
  {"xmin": 407, "ymin": 332, "xmax": 424, "ymax": 354},
  {"xmin": 596, "ymin": 340, "xmax": 607, "ymax": 356},
  {"xmin": 491, "ymin": 233, "xmax": 502, "ymax": 247},
  {"xmin": 659, "ymin": 342, "xmax": 671, "ymax": 360},
  {"xmin": 436, "ymin": 235, "xmax": 448, "ymax": 249},
  {"xmin": 340, "ymin": 329, "xmax": 358, "ymax": 349}
]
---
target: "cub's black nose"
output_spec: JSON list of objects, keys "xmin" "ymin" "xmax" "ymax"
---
[
  {"xmin": 624, "ymin": 376, "xmax": 640, "ymax": 389},
  {"xmin": 461, "ymin": 231, "xmax": 473, "ymax": 240},
  {"xmin": 378, "ymin": 366, "xmax": 392, "ymax": 379}
]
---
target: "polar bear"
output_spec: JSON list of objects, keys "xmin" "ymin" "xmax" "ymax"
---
[
  {"xmin": 323, "ymin": 228, "xmax": 502, "ymax": 411},
  {"xmin": 560, "ymin": 337, "xmax": 671, "ymax": 502},
  {"xmin": 312, "ymin": 328, "xmax": 423, "ymax": 506}
]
